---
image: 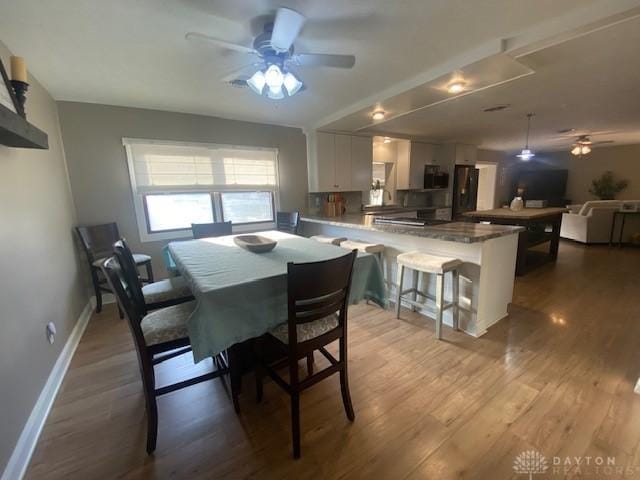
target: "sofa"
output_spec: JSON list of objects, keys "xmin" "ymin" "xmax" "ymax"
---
[{"xmin": 560, "ymin": 200, "xmax": 640, "ymax": 244}]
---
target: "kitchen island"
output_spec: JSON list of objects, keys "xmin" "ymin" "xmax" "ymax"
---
[
  {"xmin": 300, "ymin": 214, "xmax": 523, "ymax": 337},
  {"xmin": 463, "ymin": 207, "xmax": 566, "ymax": 276}
]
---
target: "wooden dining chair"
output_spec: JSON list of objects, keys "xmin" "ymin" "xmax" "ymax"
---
[
  {"xmin": 276, "ymin": 211, "xmax": 300, "ymax": 234},
  {"xmin": 75, "ymin": 223, "xmax": 153, "ymax": 313},
  {"xmin": 113, "ymin": 239, "xmax": 194, "ymax": 313},
  {"xmin": 191, "ymin": 221, "xmax": 233, "ymax": 239},
  {"xmin": 255, "ymin": 250, "xmax": 357, "ymax": 458},
  {"xmin": 102, "ymin": 256, "xmax": 230, "ymax": 454}
]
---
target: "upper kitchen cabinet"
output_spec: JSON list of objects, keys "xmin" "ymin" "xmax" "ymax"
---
[
  {"xmin": 396, "ymin": 141, "xmax": 435, "ymax": 190},
  {"xmin": 307, "ymin": 131, "xmax": 372, "ymax": 192},
  {"xmin": 437, "ymin": 143, "xmax": 478, "ymax": 166},
  {"xmin": 350, "ymin": 135, "xmax": 373, "ymax": 191}
]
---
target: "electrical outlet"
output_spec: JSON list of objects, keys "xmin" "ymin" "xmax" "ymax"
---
[{"xmin": 46, "ymin": 322, "xmax": 56, "ymax": 345}]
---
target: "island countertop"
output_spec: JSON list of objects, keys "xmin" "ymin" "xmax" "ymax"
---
[{"xmin": 300, "ymin": 214, "xmax": 524, "ymax": 244}]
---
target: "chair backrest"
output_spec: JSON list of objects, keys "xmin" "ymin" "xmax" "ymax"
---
[
  {"xmin": 113, "ymin": 239, "xmax": 147, "ymax": 311},
  {"xmin": 578, "ymin": 200, "xmax": 621, "ymax": 216},
  {"xmin": 276, "ymin": 211, "xmax": 300, "ymax": 234},
  {"xmin": 101, "ymin": 255, "xmax": 146, "ymax": 333},
  {"xmin": 286, "ymin": 250, "xmax": 357, "ymax": 346},
  {"xmin": 75, "ymin": 223, "xmax": 120, "ymax": 262},
  {"xmin": 191, "ymin": 221, "xmax": 232, "ymax": 239},
  {"xmin": 101, "ymin": 257, "xmax": 154, "ymax": 381}
]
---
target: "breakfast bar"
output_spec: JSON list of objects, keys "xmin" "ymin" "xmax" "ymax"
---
[
  {"xmin": 300, "ymin": 215, "xmax": 524, "ymax": 337},
  {"xmin": 463, "ymin": 207, "xmax": 566, "ymax": 275}
]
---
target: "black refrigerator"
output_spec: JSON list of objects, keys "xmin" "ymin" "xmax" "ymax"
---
[{"xmin": 452, "ymin": 165, "xmax": 479, "ymax": 219}]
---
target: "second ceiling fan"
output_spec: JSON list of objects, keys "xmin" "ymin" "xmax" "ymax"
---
[{"xmin": 186, "ymin": 7, "xmax": 356, "ymax": 100}]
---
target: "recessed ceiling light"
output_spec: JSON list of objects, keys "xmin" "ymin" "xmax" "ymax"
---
[
  {"xmin": 372, "ymin": 110, "xmax": 385, "ymax": 120},
  {"xmin": 447, "ymin": 81, "xmax": 466, "ymax": 94},
  {"xmin": 383, "ymin": 137, "xmax": 391, "ymax": 144}
]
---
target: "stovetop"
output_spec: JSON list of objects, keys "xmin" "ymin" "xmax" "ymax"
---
[{"xmin": 373, "ymin": 217, "xmax": 449, "ymax": 227}]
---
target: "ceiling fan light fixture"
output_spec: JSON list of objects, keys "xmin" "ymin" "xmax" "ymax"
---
[
  {"xmin": 571, "ymin": 146, "xmax": 581, "ymax": 156},
  {"xmin": 264, "ymin": 64, "xmax": 284, "ymax": 89},
  {"xmin": 372, "ymin": 110, "xmax": 385, "ymax": 121},
  {"xmin": 283, "ymin": 72, "xmax": 303, "ymax": 96},
  {"xmin": 572, "ymin": 144, "xmax": 591, "ymax": 156},
  {"xmin": 266, "ymin": 84, "xmax": 285, "ymax": 100},
  {"xmin": 247, "ymin": 70, "xmax": 266, "ymax": 95}
]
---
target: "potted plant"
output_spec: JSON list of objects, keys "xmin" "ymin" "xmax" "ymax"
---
[{"xmin": 588, "ymin": 171, "xmax": 628, "ymax": 200}]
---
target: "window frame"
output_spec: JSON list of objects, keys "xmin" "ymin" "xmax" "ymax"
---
[{"xmin": 124, "ymin": 138, "xmax": 280, "ymax": 242}]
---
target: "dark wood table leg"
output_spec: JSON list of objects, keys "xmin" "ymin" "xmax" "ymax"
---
[
  {"xmin": 549, "ymin": 217, "xmax": 561, "ymax": 260},
  {"xmin": 228, "ymin": 344, "xmax": 242, "ymax": 413}
]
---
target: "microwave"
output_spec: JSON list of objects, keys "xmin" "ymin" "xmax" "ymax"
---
[{"xmin": 424, "ymin": 166, "xmax": 449, "ymax": 189}]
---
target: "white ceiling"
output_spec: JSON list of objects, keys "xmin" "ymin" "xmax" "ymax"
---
[
  {"xmin": 0, "ymin": 0, "xmax": 622, "ymax": 131},
  {"xmin": 355, "ymin": 14, "xmax": 640, "ymax": 153}
]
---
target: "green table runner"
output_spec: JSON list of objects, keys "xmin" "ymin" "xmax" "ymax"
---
[{"xmin": 166, "ymin": 231, "xmax": 387, "ymax": 362}]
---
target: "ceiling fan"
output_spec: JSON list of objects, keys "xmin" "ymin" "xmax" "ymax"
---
[
  {"xmin": 186, "ymin": 7, "xmax": 356, "ymax": 100},
  {"xmin": 569, "ymin": 135, "xmax": 614, "ymax": 156}
]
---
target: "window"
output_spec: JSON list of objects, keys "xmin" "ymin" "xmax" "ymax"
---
[
  {"xmin": 221, "ymin": 191, "xmax": 274, "ymax": 224},
  {"xmin": 123, "ymin": 138, "xmax": 279, "ymax": 241},
  {"xmin": 144, "ymin": 193, "xmax": 214, "ymax": 233}
]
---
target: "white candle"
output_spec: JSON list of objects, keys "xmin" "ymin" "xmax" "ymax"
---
[{"xmin": 10, "ymin": 56, "xmax": 28, "ymax": 83}]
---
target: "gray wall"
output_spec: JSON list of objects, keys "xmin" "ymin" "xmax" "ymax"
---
[
  {"xmin": 57, "ymin": 102, "xmax": 308, "ymax": 278},
  {"xmin": 0, "ymin": 43, "xmax": 87, "ymax": 472},
  {"xmin": 540, "ymin": 145, "xmax": 640, "ymax": 203}
]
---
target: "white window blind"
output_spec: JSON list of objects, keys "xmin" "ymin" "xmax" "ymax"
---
[{"xmin": 125, "ymin": 140, "xmax": 278, "ymax": 192}]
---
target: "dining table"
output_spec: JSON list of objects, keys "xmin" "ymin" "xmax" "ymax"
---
[{"xmin": 163, "ymin": 230, "xmax": 387, "ymax": 364}]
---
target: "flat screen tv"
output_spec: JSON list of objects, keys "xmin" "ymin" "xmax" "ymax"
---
[{"xmin": 512, "ymin": 169, "xmax": 568, "ymax": 207}]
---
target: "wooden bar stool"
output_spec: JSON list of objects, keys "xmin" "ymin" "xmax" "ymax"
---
[
  {"xmin": 310, "ymin": 235, "xmax": 347, "ymax": 246},
  {"xmin": 395, "ymin": 251, "xmax": 462, "ymax": 339}
]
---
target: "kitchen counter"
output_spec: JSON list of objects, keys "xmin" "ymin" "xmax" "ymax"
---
[
  {"xmin": 301, "ymin": 214, "xmax": 524, "ymax": 244},
  {"xmin": 300, "ymin": 213, "xmax": 523, "ymax": 338}
]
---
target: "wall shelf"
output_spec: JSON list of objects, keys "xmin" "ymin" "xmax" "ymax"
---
[{"xmin": 0, "ymin": 104, "xmax": 48, "ymax": 149}]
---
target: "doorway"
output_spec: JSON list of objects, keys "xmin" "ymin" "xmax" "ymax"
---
[{"xmin": 476, "ymin": 163, "xmax": 497, "ymax": 211}]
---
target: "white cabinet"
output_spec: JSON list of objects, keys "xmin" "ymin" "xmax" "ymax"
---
[
  {"xmin": 396, "ymin": 141, "xmax": 435, "ymax": 190},
  {"xmin": 437, "ymin": 144, "xmax": 477, "ymax": 166},
  {"xmin": 308, "ymin": 132, "xmax": 372, "ymax": 192},
  {"xmin": 350, "ymin": 135, "xmax": 373, "ymax": 191},
  {"xmin": 334, "ymin": 134, "xmax": 352, "ymax": 190}
]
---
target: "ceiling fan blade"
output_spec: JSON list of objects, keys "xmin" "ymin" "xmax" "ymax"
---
[
  {"xmin": 219, "ymin": 63, "xmax": 261, "ymax": 83},
  {"xmin": 593, "ymin": 140, "xmax": 614, "ymax": 145},
  {"xmin": 291, "ymin": 53, "xmax": 356, "ymax": 68},
  {"xmin": 186, "ymin": 32, "xmax": 257, "ymax": 55},
  {"xmin": 270, "ymin": 8, "xmax": 306, "ymax": 52}
]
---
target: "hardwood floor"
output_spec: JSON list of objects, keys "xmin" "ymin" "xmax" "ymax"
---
[{"xmin": 26, "ymin": 241, "xmax": 640, "ymax": 479}]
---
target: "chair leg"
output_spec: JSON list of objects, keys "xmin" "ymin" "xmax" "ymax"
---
[
  {"xmin": 143, "ymin": 360, "xmax": 158, "ymax": 454},
  {"xmin": 395, "ymin": 265, "xmax": 405, "ymax": 318},
  {"xmin": 144, "ymin": 260, "xmax": 154, "ymax": 283},
  {"xmin": 306, "ymin": 352, "xmax": 314, "ymax": 377},
  {"xmin": 411, "ymin": 269, "xmax": 419, "ymax": 311},
  {"xmin": 117, "ymin": 303, "xmax": 124, "ymax": 319},
  {"xmin": 339, "ymin": 339, "xmax": 355, "ymax": 422},
  {"xmin": 451, "ymin": 269, "xmax": 460, "ymax": 331},
  {"xmin": 253, "ymin": 341, "xmax": 264, "ymax": 403},
  {"xmin": 91, "ymin": 269, "xmax": 103, "ymax": 313},
  {"xmin": 289, "ymin": 351, "xmax": 301, "ymax": 459},
  {"xmin": 435, "ymin": 273, "xmax": 444, "ymax": 340},
  {"xmin": 291, "ymin": 392, "xmax": 301, "ymax": 459}
]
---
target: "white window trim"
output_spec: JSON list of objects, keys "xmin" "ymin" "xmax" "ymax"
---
[{"xmin": 123, "ymin": 138, "xmax": 281, "ymax": 243}]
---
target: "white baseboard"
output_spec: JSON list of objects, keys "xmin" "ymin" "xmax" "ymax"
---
[{"xmin": 1, "ymin": 301, "xmax": 93, "ymax": 480}]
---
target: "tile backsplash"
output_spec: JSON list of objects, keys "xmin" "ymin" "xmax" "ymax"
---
[{"xmin": 308, "ymin": 191, "xmax": 367, "ymax": 215}]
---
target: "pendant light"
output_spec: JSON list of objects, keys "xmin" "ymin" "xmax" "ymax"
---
[{"xmin": 516, "ymin": 113, "xmax": 535, "ymax": 161}]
